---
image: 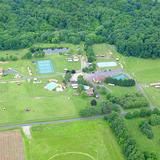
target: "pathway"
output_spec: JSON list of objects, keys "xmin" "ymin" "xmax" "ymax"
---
[
  {"xmin": 136, "ymin": 82, "xmax": 154, "ymax": 110},
  {"xmin": 0, "ymin": 115, "xmax": 106, "ymax": 130}
]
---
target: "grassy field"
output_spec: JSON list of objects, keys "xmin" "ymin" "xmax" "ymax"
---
[
  {"xmin": 0, "ymin": 43, "xmax": 82, "ymax": 78},
  {"xmin": 93, "ymin": 43, "xmax": 160, "ymax": 84},
  {"xmin": 26, "ymin": 119, "xmax": 124, "ymax": 160},
  {"xmin": 0, "ymin": 54, "xmax": 80, "ymax": 78},
  {"xmin": 0, "ymin": 82, "xmax": 91, "ymax": 125},
  {"xmin": 92, "ymin": 44, "xmax": 121, "ymax": 70},
  {"xmin": 125, "ymin": 118, "xmax": 160, "ymax": 159},
  {"xmin": 93, "ymin": 43, "xmax": 160, "ymax": 107},
  {"xmin": 105, "ymin": 84, "xmax": 137, "ymax": 96}
]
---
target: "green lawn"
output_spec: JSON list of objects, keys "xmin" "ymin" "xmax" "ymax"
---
[
  {"xmin": 0, "ymin": 55, "xmax": 80, "ymax": 77},
  {"xmin": 26, "ymin": 119, "xmax": 124, "ymax": 160},
  {"xmin": 93, "ymin": 43, "xmax": 160, "ymax": 83},
  {"xmin": 92, "ymin": 44, "xmax": 121, "ymax": 70},
  {"xmin": 119, "ymin": 56, "xmax": 160, "ymax": 84},
  {"xmin": 105, "ymin": 84, "xmax": 137, "ymax": 96},
  {"xmin": 0, "ymin": 82, "xmax": 90, "ymax": 125},
  {"xmin": 125, "ymin": 118, "xmax": 160, "ymax": 159},
  {"xmin": 92, "ymin": 43, "xmax": 160, "ymax": 107},
  {"xmin": 48, "ymin": 54, "xmax": 80, "ymax": 73}
]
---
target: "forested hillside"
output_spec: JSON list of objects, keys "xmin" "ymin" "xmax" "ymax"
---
[{"xmin": 0, "ymin": 0, "xmax": 160, "ymax": 58}]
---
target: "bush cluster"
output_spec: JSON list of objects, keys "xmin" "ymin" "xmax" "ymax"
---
[
  {"xmin": 139, "ymin": 121, "xmax": 154, "ymax": 139},
  {"xmin": 107, "ymin": 93, "xmax": 149, "ymax": 109},
  {"xmin": 105, "ymin": 77, "xmax": 135, "ymax": 87}
]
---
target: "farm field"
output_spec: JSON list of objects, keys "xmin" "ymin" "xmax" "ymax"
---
[
  {"xmin": 26, "ymin": 119, "xmax": 124, "ymax": 160},
  {"xmin": 0, "ymin": 130, "xmax": 24, "ymax": 160},
  {"xmin": 125, "ymin": 118, "xmax": 160, "ymax": 160},
  {"xmin": 0, "ymin": 82, "xmax": 91, "ymax": 125}
]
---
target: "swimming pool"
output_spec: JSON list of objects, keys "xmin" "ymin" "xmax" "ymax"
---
[
  {"xmin": 44, "ymin": 82, "xmax": 58, "ymax": 91},
  {"xmin": 97, "ymin": 62, "xmax": 117, "ymax": 68},
  {"xmin": 113, "ymin": 74, "xmax": 128, "ymax": 80},
  {"xmin": 37, "ymin": 60, "xmax": 54, "ymax": 74}
]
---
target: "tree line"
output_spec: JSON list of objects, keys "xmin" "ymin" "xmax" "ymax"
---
[
  {"xmin": 0, "ymin": 0, "xmax": 160, "ymax": 58},
  {"xmin": 105, "ymin": 77, "xmax": 136, "ymax": 87},
  {"xmin": 105, "ymin": 113, "xmax": 157, "ymax": 160}
]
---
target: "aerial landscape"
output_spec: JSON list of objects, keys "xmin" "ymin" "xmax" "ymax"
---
[{"xmin": 0, "ymin": 0, "xmax": 160, "ymax": 160}]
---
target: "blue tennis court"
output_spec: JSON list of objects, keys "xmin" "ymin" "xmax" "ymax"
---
[{"xmin": 37, "ymin": 60, "xmax": 54, "ymax": 74}]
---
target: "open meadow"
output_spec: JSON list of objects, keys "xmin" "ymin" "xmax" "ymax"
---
[
  {"xmin": 92, "ymin": 43, "xmax": 160, "ymax": 107},
  {"xmin": 25, "ymin": 119, "xmax": 124, "ymax": 160},
  {"xmin": 0, "ymin": 82, "xmax": 92, "ymax": 125},
  {"xmin": 125, "ymin": 118, "xmax": 160, "ymax": 160}
]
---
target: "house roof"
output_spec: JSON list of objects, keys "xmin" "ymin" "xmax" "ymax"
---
[{"xmin": 86, "ymin": 88, "xmax": 94, "ymax": 96}]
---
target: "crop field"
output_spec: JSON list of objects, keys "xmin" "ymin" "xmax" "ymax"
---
[
  {"xmin": 26, "ymin": 119, "xmax": 124, "ymax": 160},
  {"xmin": 0, "ymin": 130, "xmax": 24, "ymax": 160},
  {"xmin": 125, "ymin": 118, "xmax": 160, "ymax": 159}
]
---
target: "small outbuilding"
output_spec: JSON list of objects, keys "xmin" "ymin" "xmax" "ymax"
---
[
  {"xmin": 86, "ymin": 88, "xmax": 94, "ymax": 96},
  {"xmin": 0, "ymin": 68, "xmax": 3, "ymax": 76}
]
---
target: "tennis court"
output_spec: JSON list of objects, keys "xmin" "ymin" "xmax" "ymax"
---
[
  {"xmin": 37, "ymin": 60, "xmax": 54, "ymax": 74},
  {"xmin": 97, "ymin": 62, "xmax": 117, "ymax": 68}
]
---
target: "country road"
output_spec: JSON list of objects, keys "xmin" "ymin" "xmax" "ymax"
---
[{"xmin": 0, "ymin": 115, "xmax": 106, "ymax": 130}]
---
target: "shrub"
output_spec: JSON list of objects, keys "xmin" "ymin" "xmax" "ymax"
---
[
  {"xmin": 90, "ymin": 99, "xmax": 97, "ymax": 106},
  {"xmin": 149, "ymin": 115, "xmax": 160, "ymax": 126},
  {"xmin": 139, "ymin": 121, "xmax": 154, "ymax": 139},
  {"xmin": 105, "ymin": 77, "xmax": 136, "ymax": 87}
]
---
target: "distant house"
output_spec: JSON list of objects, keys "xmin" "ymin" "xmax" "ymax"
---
[
  {"xmin": 86, "ymin": 88, "xmax": 94, "ymax": 96},
  {"xmin": 48, "ymin": 79, "xmax": 58, "ymax": 83},
  {"xmin": 71, "ymin": 83, "xmax": 78, "ymax": 89},
  {"xmin": 0, "ymin": 68, "xmax": 3, "ymax": 76},
  {"xmin": 83, "ymin": 85, "xmax": 90, "ymax": 90}
]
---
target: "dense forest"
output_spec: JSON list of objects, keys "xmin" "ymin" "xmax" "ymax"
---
[{"xmin": 0, "ymin": 0, "xmax": 160, "ymax": 58}]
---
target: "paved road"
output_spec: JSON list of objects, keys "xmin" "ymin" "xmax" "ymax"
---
[{"xmin": 0, "ymin": 115, "xmax": 106, "ymax": 130}]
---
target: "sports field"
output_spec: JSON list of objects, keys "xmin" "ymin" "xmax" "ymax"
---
[
  {"xmin": 125, "ymin": 118, "xmax": 160, "ymax": 159},
  {"xmin": 26, "ymin": 119, "xmax": 124, "ymax": 160},
  {"xmin": 0, "ymin": 82, "xmax": 90, "ymax": 125}
]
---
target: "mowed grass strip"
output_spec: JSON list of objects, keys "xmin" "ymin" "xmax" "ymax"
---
[
  {"xmin": 125, "ymin": 118, "xmax": 160, "ymax": 159},
  {"xmin": 27, "ymin": 119, "xmax": 124, "ymax": 160}
]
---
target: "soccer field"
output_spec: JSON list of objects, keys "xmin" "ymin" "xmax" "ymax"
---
[{"xmin": 25, "ymin": 119, "xmax": 124, "ymax": 160}]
